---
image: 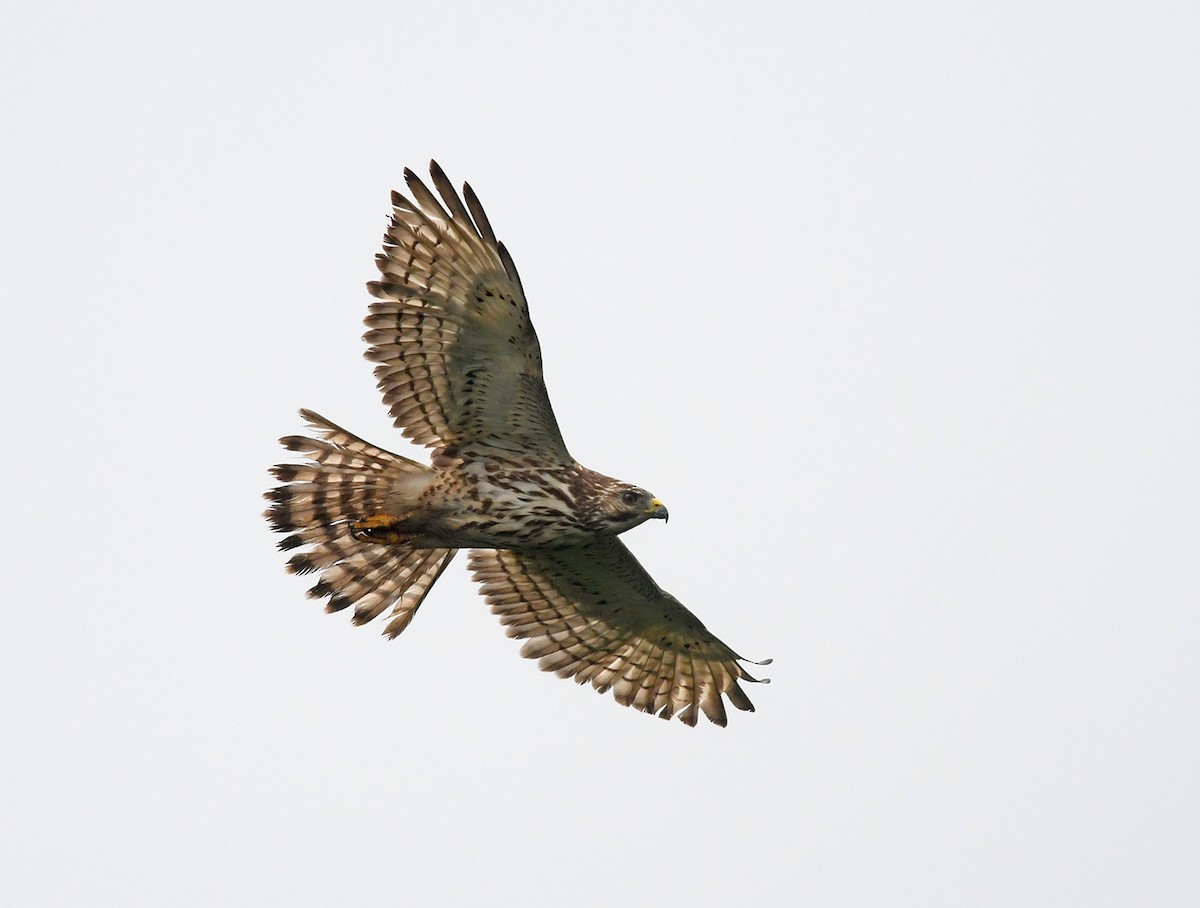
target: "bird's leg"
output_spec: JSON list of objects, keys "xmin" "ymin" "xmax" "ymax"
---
[{"xmin": 349, "ymin": 512, "xmax": 415, "ymax": 545}]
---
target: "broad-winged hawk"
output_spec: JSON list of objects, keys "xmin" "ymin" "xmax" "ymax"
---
[{"xmin": 265, "ymin": 162, "xmax": 769, "ymax": 726}]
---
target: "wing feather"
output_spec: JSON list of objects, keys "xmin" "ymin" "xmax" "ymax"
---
[
  {"xmin": 462, "ymin": 182, "xmax": 498, "ymax": 248},
  {"xmin": 428, "ymin": 160, "xmax": 476, "ymax": 227},
  {"xmin": 365, "ymin": 162, "xmax": 569, "ymax": 461},
  {"xmin": 469, "ymin": 538, "xmax": 769, "ymax": 727}
]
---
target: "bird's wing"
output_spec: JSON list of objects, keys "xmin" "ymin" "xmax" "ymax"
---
[
  {"xmin": 469, "ymin": 538, "xmax": 769, "ymax": 727},
  {"xmin": 364, "ymin": 161, "xmax": 571, "ymax": 464}
]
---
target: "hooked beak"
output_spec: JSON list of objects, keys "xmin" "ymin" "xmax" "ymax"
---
[{"xmin": 646, "ymin": 498, "xmax": 669, "ymax": 523}]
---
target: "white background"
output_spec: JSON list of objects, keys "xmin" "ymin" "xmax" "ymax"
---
[{"xmin": 4, "ymin": 2, "xmax": 1197, "ymax": 905}]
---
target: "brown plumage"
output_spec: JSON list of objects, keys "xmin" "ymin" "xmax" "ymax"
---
[{"xmin": 265, "ymin": 161, "xmax": 769, "ymax": 726}]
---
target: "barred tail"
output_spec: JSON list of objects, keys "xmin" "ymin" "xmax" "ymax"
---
[{"xmin": 264, "ymin": 409, "xmax": 456, "ymax": 637}]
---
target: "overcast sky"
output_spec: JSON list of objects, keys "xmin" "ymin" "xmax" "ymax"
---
[{"xmin": 4, "ymin": 2, "xmax": 1198, "ymax": 905}]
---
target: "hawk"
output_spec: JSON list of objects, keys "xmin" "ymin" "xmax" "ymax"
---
[{"xmin": 265, "ymin": 162, "xmax": 769, "ymax": 726}]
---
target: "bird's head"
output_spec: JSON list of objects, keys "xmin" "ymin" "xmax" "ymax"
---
[{"xmin": 583, "ymin": 476, "xmax": 669, "ymax": 534}]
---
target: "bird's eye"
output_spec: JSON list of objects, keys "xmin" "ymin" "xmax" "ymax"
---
[{"xmin": 620, "ymin": 490, "xmax": 640, "ymax": 506}]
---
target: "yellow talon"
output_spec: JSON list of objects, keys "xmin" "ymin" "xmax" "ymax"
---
[{"xmin": 350, "ymin": 513, "xmax": 411, "ymax": 545}]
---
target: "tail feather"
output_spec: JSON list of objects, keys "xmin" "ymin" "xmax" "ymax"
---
[{"xmin": 265, "ymin": 409, "xmax": 456, "ymax": 636}]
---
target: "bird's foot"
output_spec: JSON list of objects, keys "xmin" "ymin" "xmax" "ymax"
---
[{"xmin": 349, "ymin": 513, "xmax": 412, "ymax": 545}]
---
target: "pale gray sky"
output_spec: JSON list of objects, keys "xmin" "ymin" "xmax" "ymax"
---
[{"xmin": 4, "ymin": 2, "xmax": 1198, "ymax": 905}]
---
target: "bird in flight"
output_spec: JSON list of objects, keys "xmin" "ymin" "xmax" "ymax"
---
[{"xmin": 265, "ymin": 161, "xmax": 768, "ymax": 726}]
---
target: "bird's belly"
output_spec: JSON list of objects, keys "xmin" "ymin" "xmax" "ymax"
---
[
  {"xmin": 415, "ymin": 464, "xmax": 594, "ymax": 550},
  {"xmin": 434, "ymin": 511, "xmax": 595, "ymax": 550}
]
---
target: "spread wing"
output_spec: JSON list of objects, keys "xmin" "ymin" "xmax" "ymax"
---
[
  {"xmin": 469, "ymin": 538, "xmax": 770, "ymax": 727},
  {"xmin": 364, "ymin": 161, "xmax": 571, "ymax": 464}
]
